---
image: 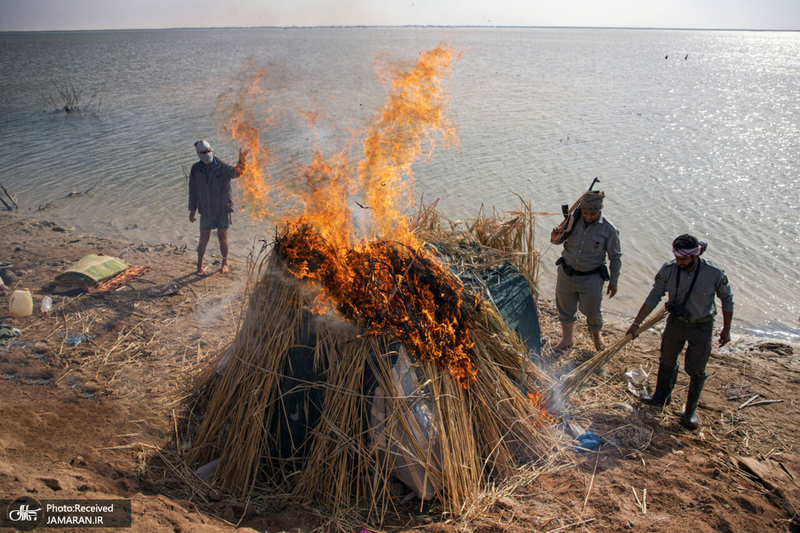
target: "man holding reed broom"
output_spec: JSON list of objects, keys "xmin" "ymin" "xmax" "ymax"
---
[
  {"xmin": 550, "ymin": 191, "xmax": 622, "ymax": 352},
  {"xmin": 188, "ymin": 139, "xmax": 247, "ymax": 275},
  {"xmin": 626, "ymin": 234, "xmax": 734, "ymax": 430}
]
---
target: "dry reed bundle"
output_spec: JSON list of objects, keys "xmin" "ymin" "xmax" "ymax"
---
[
  {"xmin": 414, "ymin": 197, "xmax": 546, "ymax": 300},
  {"xmin": 413, "ymin": 198, "xmax": 553, "ymax": 391},
  {"xmin": 545, "ymin": 306, "xmax": 668, "ymax": 409},
  {"xmin": 187, "ymin": 219, "xmax": 561, "ymax": 523}
]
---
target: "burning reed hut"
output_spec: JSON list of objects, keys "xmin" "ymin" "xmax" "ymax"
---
[
  {"xmin": 188, "ymin": 206, "xmax": 560, "ymax": 521},
  {"xmin": 184, "ymin": 44, "xmax": 566, "ymax": 523}
]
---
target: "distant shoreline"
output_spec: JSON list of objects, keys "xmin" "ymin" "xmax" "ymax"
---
[
  {"xmin": 3, "ymin": 210, "xmax": 797, "ymax": 349},
  {"xmin": 2, "ymin": 26, "xmax": 799, "ymax": 35}
]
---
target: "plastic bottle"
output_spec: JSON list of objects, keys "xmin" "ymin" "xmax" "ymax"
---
[
  {"xmin": 41, "ymin": 296, "xmax": 52, "ymax": 315},
  {"xmin": 9, "ymin": 289, "xmax": 33, "ymax": 317}
]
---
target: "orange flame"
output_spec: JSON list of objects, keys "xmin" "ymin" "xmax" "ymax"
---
[
  {"xmin": 358, "ymin": 45, "xmax": 459, "ymax": 245},
  {"xmin": 221, "ymin": 45, "xmax": 478, "ymax": 385},
  {"xmin": 217, "ymin": 64, "xmax": 282, "ymax": 222},
  {"xmin": 276, "ymin": 224, "xmax": 476, "ymax": 387},
  {"xmin": 219, "ymin": 44, "xmax": 458, "ymax": 243},
  {"xmin": 527, "ymin": 391, "xmax": 557, "ymax": 427}
]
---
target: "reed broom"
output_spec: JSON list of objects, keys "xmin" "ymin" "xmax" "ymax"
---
[{"xmin": 545, "ymin": 306, "xmax": 669, "ymax": 410}]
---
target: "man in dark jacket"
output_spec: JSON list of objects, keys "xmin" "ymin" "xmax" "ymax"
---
[
  {"xmin": 189, "ymin": 139, "xmax": 247, "ymax": 275},
  {"xmin": 626, "ymin": 234, "xmax": 734, "ymax": 430}
]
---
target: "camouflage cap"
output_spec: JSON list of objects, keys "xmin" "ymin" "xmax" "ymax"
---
[{"xmin": 580, "ymin": 191, "xmax": 604, "ymax": 212}]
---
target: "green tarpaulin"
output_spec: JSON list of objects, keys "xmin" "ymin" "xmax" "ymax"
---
[{"xmin": 55, "ymin": 254, "xmax": 129, "ymax": 287}]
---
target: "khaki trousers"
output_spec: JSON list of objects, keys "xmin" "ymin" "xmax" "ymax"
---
[{"xmin": 555, "ymin": 265, "xmax": 605, "ymax": 331}]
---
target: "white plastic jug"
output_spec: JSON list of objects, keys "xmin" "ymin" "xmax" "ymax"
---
[{"xmin": 9, "ymin": 289, "xmax": 33, "ymax": 317}]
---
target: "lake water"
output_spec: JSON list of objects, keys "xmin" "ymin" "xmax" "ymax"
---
[{"xmin": 0, "ymin": 27, "xmax": 798, "ymax": 342}]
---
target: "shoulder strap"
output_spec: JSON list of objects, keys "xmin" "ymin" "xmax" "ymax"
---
[{"xmin": 674, "ymin": 260, "xmax": 703, "ymax": 305}]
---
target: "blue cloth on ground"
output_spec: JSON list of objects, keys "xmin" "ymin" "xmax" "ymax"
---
[{"xmin": 575, "ymin": 432, "xmax": 602, "ymax": 452}]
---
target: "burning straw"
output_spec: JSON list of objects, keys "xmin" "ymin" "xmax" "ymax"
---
[{"xmin": 186, "ymin": 44, "xmax": 564, "ymax": 526}]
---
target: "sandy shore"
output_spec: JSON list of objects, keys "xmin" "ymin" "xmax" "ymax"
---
[{"xmin": 1, "ymin": 210, "xmax": 798, "ymax": 532}]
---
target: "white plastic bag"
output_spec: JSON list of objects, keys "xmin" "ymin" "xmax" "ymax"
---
[{"xmin": 625, "ymin": 367, "xmax": 651, "ymax": 399}]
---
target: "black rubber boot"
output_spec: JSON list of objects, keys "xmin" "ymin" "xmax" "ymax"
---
[
  {"xmin": 681, "ymin": 379, "xmax": 705, "ymax": 430},
  {"xmin": 642, "ymin": 363, "xmax": 678, "ymax": 407}
]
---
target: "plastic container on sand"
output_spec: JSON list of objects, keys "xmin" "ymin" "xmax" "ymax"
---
[
  {"xmin": 9, "ymin": 289, "xmax": 33, "ymax": 317},
  {"xmin": 41, "ymin": 296, "xmax": 52, "ymax": 314}
]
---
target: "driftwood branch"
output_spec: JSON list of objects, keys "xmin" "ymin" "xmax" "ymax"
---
[{"xmin": 0, "ymin": 183, "xmax": 18, "ymax": 209}]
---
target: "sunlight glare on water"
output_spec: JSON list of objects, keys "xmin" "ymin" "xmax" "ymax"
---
[{"xmin": 0, "ymin": 28, "xmax": 797, "ymax": 340}]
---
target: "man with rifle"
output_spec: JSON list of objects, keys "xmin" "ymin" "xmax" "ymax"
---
[
  {"xmin": 626, "ymin": 234, "xmax": 734, "ymax": 430},
  {"xmin": 550, "ymin": 186, "xmax": 622, "ymax": 352}
]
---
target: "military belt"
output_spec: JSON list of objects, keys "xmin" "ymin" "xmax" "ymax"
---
[
  {"xmin": 556, "ymin": 257, "xmax": 610, "ymax": 281},
  {"xmin": 671, "ymin": 314, "xmax": 714, "ymax": 324}
]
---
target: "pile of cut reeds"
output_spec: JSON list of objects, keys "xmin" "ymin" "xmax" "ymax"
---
[
  {"xmin": 414, "ymin": 196, "xmax": 548, "ymax": 301},
  {"xmin": 188, "ymin": 206, "xmax": 562, "ymax": 523}
]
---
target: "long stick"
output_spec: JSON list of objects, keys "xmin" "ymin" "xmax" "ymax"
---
[
  {"xmin": 742, "ymin": 399, "xmax": 783, "ymax": 409},
  {"xmin": 631, "ymin": 487, "xmax": 642, "ymax": 511},
  {"xmin": 738, "ymin": 394, "xmax": 760, "ymax": 410},
  {"xmin": 0, "ymin": 183, "xmax": 18, "ymax": 209},
  {"xmin": 545, "ymin": 518, "xmax": 596, "ymax": 533},
  {"xmin": 581, "ymin": 452, "xmax": 599, "ymax": 518}
]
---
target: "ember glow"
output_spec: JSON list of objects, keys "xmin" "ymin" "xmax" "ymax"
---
[
  {"xmin": 276, "ymin": 224, "xmax": 476, "ymax": 387},
  {"xmin": 220, "ymin": 45, "xmax": 480, "ymax": 386},
  {"xmin": 527, "ymin": 391, "xmax": 557, "ymax": 426}
]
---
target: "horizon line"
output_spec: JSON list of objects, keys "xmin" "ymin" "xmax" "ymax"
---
[{"xmin": 1, "ymin": 24, "xmax": 798, "ymax": 34}]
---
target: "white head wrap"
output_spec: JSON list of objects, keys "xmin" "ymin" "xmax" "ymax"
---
[
  {"xmin": 673, "ymin": 242, "xmax": 707, "ymax": 257},
  {"xmin": 195, "ymin": 140, "xmax": 214, "ymax": 165}
]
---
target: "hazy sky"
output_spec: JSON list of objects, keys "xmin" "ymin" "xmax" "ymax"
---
[{"xmin": 1, "ymin": 0, "xmax": 799, "ymax": 31}]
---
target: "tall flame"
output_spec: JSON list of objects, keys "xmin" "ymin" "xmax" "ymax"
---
[
  {"xmin": 219, "ymin": 44, "xmax": 458, "ymax": 242},
  {"xmin": 358, "ymin": 45, "xmax": 459, "ymax": 245},
  {"xmin": 219, "ymin": 45, "xmax": 478, "ymax": 386},
  {"xmin": 217, "ymin": 64, "xmax": 281, "ymax": 222}
]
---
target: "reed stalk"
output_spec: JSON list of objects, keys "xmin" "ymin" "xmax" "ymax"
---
[{"xmin": 187, "ymin": 202, "xmax": 563, "ymax": 524}]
